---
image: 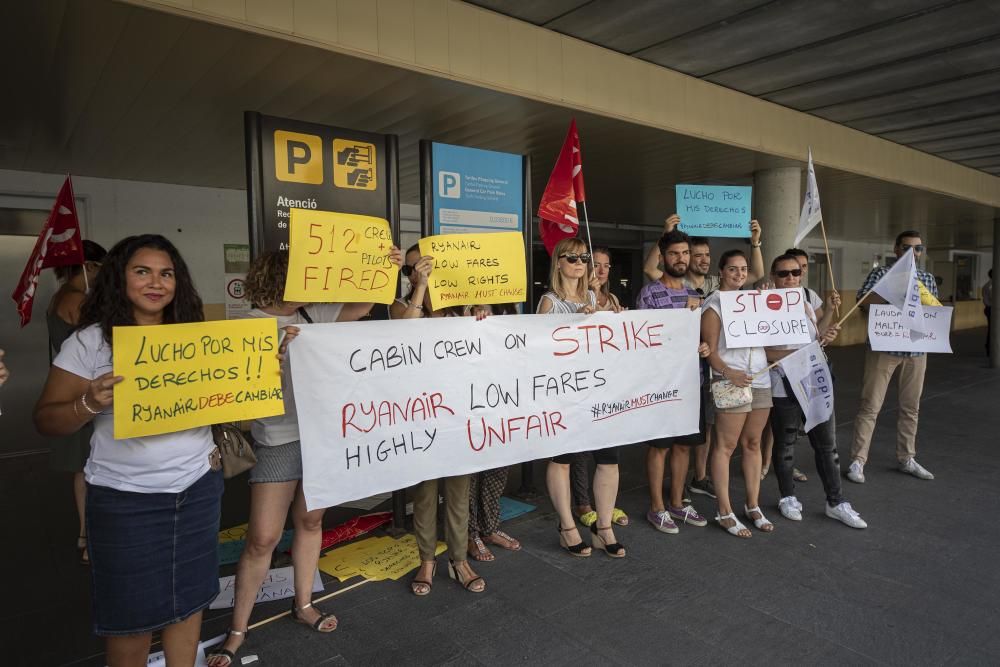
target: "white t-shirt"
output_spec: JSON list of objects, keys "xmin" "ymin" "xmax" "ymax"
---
[
  {"xmin": 241, "ymin": 303, "xmax": 344, "ymax": 447},
  {"xmin": 768, "ymin": 297, "xmax": 820, "ymax": 398},
  {"xmin": 703, "ymin": 291, "xmax": 770, "ymax": 389},
  {"xmin": 53, "ymin": 324, "xmax": 213, "ymax": 494}
]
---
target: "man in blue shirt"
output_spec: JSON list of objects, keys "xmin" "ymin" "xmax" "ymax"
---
[{"xmin": 848, "ymin": 231, "xmax": 937, "ymax": 484}]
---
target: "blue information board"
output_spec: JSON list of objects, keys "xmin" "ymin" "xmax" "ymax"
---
[
  {"xmin": 431, "ymin": 143, "xmax": 523, "ymax": 235},
  {"xmin": 675, "ymin": 184, "xmax": 752, "ymax": 238}
]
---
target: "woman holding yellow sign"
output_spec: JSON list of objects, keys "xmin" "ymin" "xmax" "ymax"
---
[
  {"xmin": 208, "ymin": 246, "xmax": 402, "ymax": 667},
  {"xmin": 34, "ymin": 235, "xmax": 221, "ymax": 667}
]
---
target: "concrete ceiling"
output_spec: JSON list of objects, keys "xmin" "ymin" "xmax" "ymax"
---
[
  {"xmin": 0, "ymin": 0, "xmax": 994, "ymax": 249},
  {"xmin": 469, "ymin": 0, "xmax": 1000, "ymax": 177}
]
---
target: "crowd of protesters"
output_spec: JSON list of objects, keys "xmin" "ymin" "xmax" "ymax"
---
[{"xmin": 19, "ymin": 215, "xmax": 951, "ymax": 666}]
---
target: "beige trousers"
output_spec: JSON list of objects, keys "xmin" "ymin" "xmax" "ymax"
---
[
  {"xmin": 850, "ymin": 350, "xmax": 927, "ymax": 464},
  {"xmin": 411, "ymin": 475, "xmax": 471, "ymax": 562}
]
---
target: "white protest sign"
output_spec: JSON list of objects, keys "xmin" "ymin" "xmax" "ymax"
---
[
  {"xmin": 778, "ymin": 342, "xmax": 834, "ymax": 432},
  {"xmin": 290, "ymin": 310, "xmax": 701, "ymax": 511},
  {"xmin": 209, "ymin": 566, "xmax": 323, "ymax": 610},
  {"xmin": 719, "ymin": 289, "xmax": 813, "ymax": 349},
  {"xmin": 868, "ymin": 304, "xmax": 953, "ymax": 353}
]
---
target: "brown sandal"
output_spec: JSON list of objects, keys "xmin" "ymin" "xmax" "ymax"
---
[{"xmin": 410, "ymin": 561, "xmax": 436, "ymax": 596}]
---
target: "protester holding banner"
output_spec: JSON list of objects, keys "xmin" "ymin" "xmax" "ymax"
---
[
  {"xmin": 848, "ymin": 231, "xmax": 938, "ymax": 484},
  {"xmin": 45, "ymin": 239, "xmax": 107, "ymax": 566},
  {"xmin": 538, "ymin": 237, "xmax": 625, "ymax": 558},
  {"xmin": 33, "ymin": 235, "xmax": 221, "ymax": 666},
  {"xmin": 570, "ymin": 247, "xmax": 629, "ymax": 530},
  {"xmin": 643, "ymin": 214, "xmax": 765, "ymax": 285},
  {"xmin": 465, "ymin": 304, "xmax": 524, "ymax": 562},
  {"xmin": 209, "ymin": 246, "xmax": 401, "ymax": 665},
  {"xmin": 701, "ymin": 249, "xmax": 774, "ymax": 538},
  {"xmin": 391, "ymin": 265, "xmax": 487, "ymax": 594},
  {"xmin": 636, "ymin": 230, "xmax": 711, "ymax": 535},
  {"xmin": 764, "ymin": 255, "xmax": 867, "ymax": 528}
]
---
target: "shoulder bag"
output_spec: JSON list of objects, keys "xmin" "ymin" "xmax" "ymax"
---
[
  {"xmin": 212, "ymin": 423, "xmax": 257, "ymax": 479},
  {"xmin": 710, "ymin": 349, "xmax": 754, "ymax": 409}
]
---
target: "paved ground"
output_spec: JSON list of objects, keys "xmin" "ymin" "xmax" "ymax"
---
[{"xmin": 3, "ymin": 329, "xmax": 998, "ymax": 666}]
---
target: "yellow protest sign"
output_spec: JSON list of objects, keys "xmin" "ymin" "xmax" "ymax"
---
[
  {"xmin": 283, "ymin": 208, "xmax": 398, "ymax": 303},
  {"xmin": 112, "ymin": 319, "xmax": 284, "ymax": 438},
  {"xmin": 317, "ymin": 535, "xmax": 446, "ymax": 582},
  {"xmin": 418, "ymin": 231, "xmax": 526, "ymax": 310}
]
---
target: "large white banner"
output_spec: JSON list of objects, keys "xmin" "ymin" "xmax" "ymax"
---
[
  {"xmin": 869, "ymin": 304, "xmax": 953, "ymax": 353},
  {"xmin": 720, "ymin": 288, "xmax": 813, "ymax": 349},
  {"xmin": 290, "ymin": 310, "xmax": 701, "ymax": 510}
]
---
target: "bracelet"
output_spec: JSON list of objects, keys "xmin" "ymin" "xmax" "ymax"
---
[
  {"xmin": 751, "ymin": 242, "xmax": 762, "ymax": 248},
  {"xmin": 407, "ymin": 300, "xmax": 423, "ymax": 311},
  {"xmin": 80, "ymin": 393, "xmax": 100, "ymax": 415}
]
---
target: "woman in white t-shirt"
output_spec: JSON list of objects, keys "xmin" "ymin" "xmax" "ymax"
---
[
  {"xmin": 701, "ymin": 249, "xmax": 774, "ymax": 538},
  {"xmin": 34, "ymin": 234, "xmax": 222, "ymax": 665},
  {"xmin": 207, "ymin": 247, "xmax": 401, "ymax": 667}
]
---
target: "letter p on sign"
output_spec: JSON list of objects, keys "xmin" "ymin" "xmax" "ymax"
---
[
  {"xmin": 439, "ymin": 171, "xmax": 460, "ymax": 199},
  {"xmin": 274, "ymin": 131, "xmax": 323, "ymax": 184}
]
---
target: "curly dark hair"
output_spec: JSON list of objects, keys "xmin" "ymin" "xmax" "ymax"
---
[{"xmin": 78, "ymin": 234, "xmax": 204, "ymax": 344}]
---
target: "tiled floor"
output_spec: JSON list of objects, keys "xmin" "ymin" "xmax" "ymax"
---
[{"xmin": 4, "ymin": 329, "xmax": 997, "ymax": 666}]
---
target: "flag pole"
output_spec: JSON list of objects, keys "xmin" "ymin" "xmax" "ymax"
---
[
  {"xmin": 834, "ymin": 288, "xmax": 874, "ymax": 328},
  {"xmin": 580, "ymin": 200, "xmax": 596, "ymax": 272},
  {"xmin": 818, "ymin": 219, "xmax": 840, "ymax": 317},
  {"xmin": 82, "ymin": 264, "xmax": 91, "ymax": 294}
]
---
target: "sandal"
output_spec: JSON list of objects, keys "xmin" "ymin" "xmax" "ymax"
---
[
  {"xmin": 468, "ymin": 536, "xmax": 495, "ymax": 561},
  {"xmin": 557, "ymin": 524, "xmax": 591, "ymax": 557},
  {"xmin": 612, "ymin": 508, "xmax": 629, "ymax": 526},
  {"xmin": 793, "ymin": 468, "xmax": 809, "ymax": 482},
  {"xmin": 205, "ymin": 629, "xmax": 246, "ymax": 667},
  {"xmin": 590, "ymin": 524, "xmax": 626, "ymax": 558},
  {"xmin": 77, "ymin": 535, "xmax": 89, "ymax": 566},
  {"xmin": 483, "ymin": 530, "xmax": 521, "ymax": 552},
  {"xmin": 448, "ymin": 559, "xmax": 486, "ymax": 593},
  {"xmin": 715, "ymin": 512, "xmax": 751, "ymax": 539},
  {"xmin": 744, "ymin": 505, "xmax": 775, "ymax": 532},
  {"xmin": 291, "ymin": 601, "xmax": 338, "ymax": 632},
  {"xmin": 410, "ymin": 561, "xmax": 436, "ymax": 596},
  {"xmin": 576, "ymin": 510, "xmax": 598, "ymax": 527}
]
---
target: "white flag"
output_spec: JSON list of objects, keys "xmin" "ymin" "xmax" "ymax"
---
[
  {"xmin": 778, "ymin": 342, "xmax": 834, "ymax": 432},
  {"xmin": 870, "ymin": 248, "xmax": 925, "ymax": 332},
  {"xmin": 794, "ymin": 149, "xmax": 822, "ymax": 247}
]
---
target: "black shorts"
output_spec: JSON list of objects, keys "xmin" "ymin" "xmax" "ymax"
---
[
  {"xmin": 553, "ymin": 446, "xmax": 619, "ymax": 465},
  {"xmin": 648, "ymin": 396, "xmax": 707, "ymax": 448}
]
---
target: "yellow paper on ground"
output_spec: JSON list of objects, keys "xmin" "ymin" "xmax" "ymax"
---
[
  {"xmin": 318, "ymin": 535, "xmax": 446, "ymax": 582},
  {"xmin": 219, "ymin": 524, "xmax": 249, "ymax": 543},
  {"xmin": 419, "ymin": 232, "xmax": 527, "ymax": 310},
  {"xmin": 284, "ymin": 208, "xmax": 398, "ymax": 303},
  {"xmin": 112, "ymin": 319, "xmax": 284, "ymax": 438}
]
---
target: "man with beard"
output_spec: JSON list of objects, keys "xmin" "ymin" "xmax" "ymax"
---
[
  {"xmin": 636, "ymin": 230, "xmax": 711, "ymax": 534},
  {"xmin": 644, "ymin": 214, "xmax": 765, "ymax": 289}
]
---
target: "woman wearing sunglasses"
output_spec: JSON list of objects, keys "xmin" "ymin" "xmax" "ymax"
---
[
  {"xmin": 701, "ymin": 249, "xmax": 773, "ymax": 538},
  {"xmin": 764, "ymin": 255, "xmax": 867, "ymax": 529},
  {"xmin": 537, "ymin": 238, "xmax": 625, "ymax": 558}
]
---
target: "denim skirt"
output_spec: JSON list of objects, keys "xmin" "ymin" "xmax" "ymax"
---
[{"xmin": 86, "ymin": 469, "xmax": 223, "ymax": 636}]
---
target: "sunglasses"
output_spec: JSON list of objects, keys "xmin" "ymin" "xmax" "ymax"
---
[
  {"xmin": 401, "ymin": 265, "xmax": 414, "ymax": 277},
  {"xmin": 774, "ymin": 269, "xmax": 803, "ymax": 278},
  {"xmin": 559, "ymin": 253, "xmax": 591, "ymax": 264},
  {"xmin": 901, "ymin": 244, "xmax": 925, "ymax": 253}
]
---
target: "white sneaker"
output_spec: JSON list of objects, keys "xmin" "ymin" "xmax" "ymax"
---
[
  {"xmin": 826, "ymin": 501, "xmax": 868, "ymax": 529},
  {"xmin": 900, "ymin": 458, "xmax": 934, "ymax": 480},
  {"xmin": 778, "ymin": 496, "xmax": 802, "ymax": 521},
  {"xmin": 846, "ymin": 460, "xmax": 865, "ymax": 484}
]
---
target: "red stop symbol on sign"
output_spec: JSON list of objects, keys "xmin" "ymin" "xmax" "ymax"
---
[{"xmin": 766, "ymin": 293, "xmax": 783, "ymax": 310}]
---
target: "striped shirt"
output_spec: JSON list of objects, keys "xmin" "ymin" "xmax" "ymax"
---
[{"xmin": 635, "ymin": 281, "xmax": 700, "ymax": 310}]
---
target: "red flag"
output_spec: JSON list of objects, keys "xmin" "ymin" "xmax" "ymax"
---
[
  {"xmin": 537, "ymin": 120, "xmax": 586, "ymax": 255},
  {"xmin": 11, "ymin": 176, "xmax": 85, "ymax": 327}
]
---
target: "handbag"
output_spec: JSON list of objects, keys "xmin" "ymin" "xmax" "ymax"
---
[
  {"xmin": 212, "ymin": 423, "xmax": 257, "ymax": 479},
  {"xmin": 710, "ymin": 350, "xmax": 754, "ymax": 409}
]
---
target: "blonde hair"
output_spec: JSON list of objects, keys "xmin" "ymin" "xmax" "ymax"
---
[
  {"xmin": 243, "ymin": 250, "xmax": 289, "ymax": 308},
  {"xmin": 548, "ymin": 237, "xmax": 592, "ymax": 301}
]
